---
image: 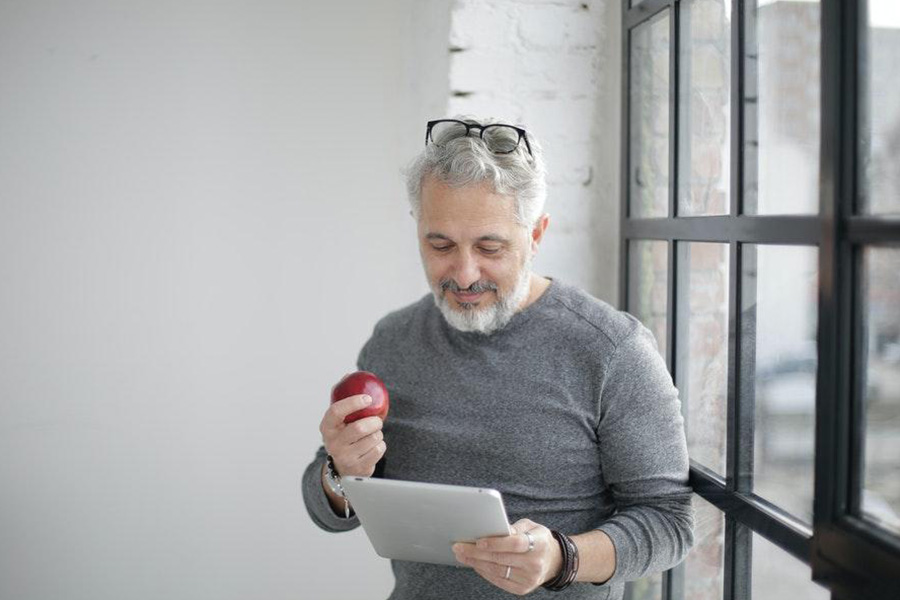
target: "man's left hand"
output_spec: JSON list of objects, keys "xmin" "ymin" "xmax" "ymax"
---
[{"xmin": 452, "ymin": 518, "xmax": 563, "ymax": 596}]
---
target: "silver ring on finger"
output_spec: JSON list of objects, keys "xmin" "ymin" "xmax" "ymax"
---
[
  {"xmin": 524, "ymin": 530, "xmax": 535, "ymax": 553},
  {"xmin": 504, "ymin": 565, "xmax": 512, "ymax": 580}
]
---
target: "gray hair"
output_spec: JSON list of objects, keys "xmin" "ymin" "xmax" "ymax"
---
[{"xmin": 405, "ymin": 116, "xmax": 547, "ymax": 228}]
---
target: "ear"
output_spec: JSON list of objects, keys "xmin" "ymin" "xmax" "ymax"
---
[{"xmin": 529, "ymin": 214, "xmax": 550, "ymax": 254}]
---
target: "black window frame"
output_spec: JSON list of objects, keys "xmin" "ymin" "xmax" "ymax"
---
[{"xmin": 620, "ymin": 1, "xmax": 900, "ymax": 599}]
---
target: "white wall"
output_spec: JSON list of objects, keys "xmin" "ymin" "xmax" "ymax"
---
[
  {"xmin": 0, "ymin": 1, "xmax": 620, "ymax": 598},
  {"xmin": 0, "ymin": 1, "xmax": 424, "ymax": 598}
]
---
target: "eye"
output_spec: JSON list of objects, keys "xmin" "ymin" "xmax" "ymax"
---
[
  {"xmin": 431, "ymin": 244, "xmax": 453, "ymax": 252},
  {"xmin": 479, "ymin": 246, "xmax": 501, "ymax": 255}
]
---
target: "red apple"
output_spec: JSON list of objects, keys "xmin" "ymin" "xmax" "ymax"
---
[{"xmin": 331, "ymin": 371, "xmax": 390, "ymax": 424}]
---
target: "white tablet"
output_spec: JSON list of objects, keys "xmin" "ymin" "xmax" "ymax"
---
[{"xmin": 340, "ymin": 476, "xmax": 513, "ymax": 566}]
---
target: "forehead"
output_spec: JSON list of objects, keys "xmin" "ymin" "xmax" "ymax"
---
[{"xmin": 419, "ymin": 176, "xmax": 520, "ymax": 237}]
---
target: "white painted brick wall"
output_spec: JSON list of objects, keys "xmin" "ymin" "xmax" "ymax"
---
[{"xmin": 437, "ymin": 0, "xmax": 622, "ymax": 305}]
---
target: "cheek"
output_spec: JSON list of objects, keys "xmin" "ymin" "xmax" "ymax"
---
[
  {"xmin": 495, "ymin": 258, "xmax": 522, "ymax": 282},
  {"xmin": 421, "ymin": 254, "xmax": 448, "ymax": 281}
]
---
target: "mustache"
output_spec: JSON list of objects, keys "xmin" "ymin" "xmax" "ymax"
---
[{"xmin": 440, "ymin": 279, "xmax": 498, "ymax": 294}]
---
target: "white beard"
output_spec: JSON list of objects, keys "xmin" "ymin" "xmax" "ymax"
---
[{"xmin": 431, "ymin": 254, "xmax": 533, "ymax": 336}]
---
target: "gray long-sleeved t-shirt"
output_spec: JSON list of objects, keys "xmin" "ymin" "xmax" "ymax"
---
[{"xmin": 302, "ymin": 278, "xmax": 694, "ymax": 599}]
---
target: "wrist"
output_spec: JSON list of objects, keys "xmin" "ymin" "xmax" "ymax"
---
[
  {"xmin": 321, "ymin": 455, "xmax": 354, "ymax": 519},
  {"xmin": 544, "ymin": 536, "xmax": 564, "ymax": 585},
  {"xmin": 542, "ymin": 530, "xmax": 579, "ymax": 592},
  {"xmin": 541, "ymin": 538, "xmax": 565, "ymax": 585}
]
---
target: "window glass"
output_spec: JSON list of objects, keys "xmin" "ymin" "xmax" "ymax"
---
[
  {"xmin": 861, "ymin": 246, "xmax": 900, "ymax": 535},
  {"xmin": 678, "ymin": 0, "xmax": 731, "ymax": 216},
  {"xmin": 751, "ymin": 533, "xmax": 830, "ymax": 599},
  {"xmin": 743, "ymin": 0, "xmax": 821, "ymax": 215},
  {"xmin": 683, "ymin": 495, "xmax": 725, "ymax": 600},
  {"xmin": 742, "ymin": 245, "xmax": 818, "ymax": 524},
  {"xmin": 860, "ymin": 1, "xmax": 900, "ymax": 215},
  {"xmin": 624, "ymin": 572, "xmax": 662, "ymax": 600},
  {"xmin": 677, "ymin": 242, "xmax": 729, "ymax": 475},
  {"xmin": 628, "ymin": 240, "xmax": 669, "ymax": 358},
  {"xmin": 630, "ymin": 11, "xmax": 670, "ymax": 218}
]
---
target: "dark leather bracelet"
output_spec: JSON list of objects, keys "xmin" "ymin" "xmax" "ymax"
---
[{"xmin": 542, "ymin": 530, "xmax": 579, "ymax": 591}]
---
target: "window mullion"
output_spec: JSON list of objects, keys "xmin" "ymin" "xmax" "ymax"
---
[
  {"xmin": 667, "ymin": 240, "xmax": 677, "ymax": 373},
  {"xmin": 663, "ymin": 562, "xmax": 686, "ymax": 600},
  {"xmin": 669, "ymin": 0, "xmax": 679, "ymax": 221},
  {"xmin": 724, "ymin": 518, "xmax": 752, "ymax": 600}
]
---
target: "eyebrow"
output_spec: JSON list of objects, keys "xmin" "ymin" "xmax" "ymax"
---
[{"xmin": 425, "ymin": 233, "xmax": 510, "ymax": 244}]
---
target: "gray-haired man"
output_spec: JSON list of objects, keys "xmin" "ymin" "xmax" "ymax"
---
[{"xmin": 303, "ymin": 117, "xmax": 694, "ymax": 599}]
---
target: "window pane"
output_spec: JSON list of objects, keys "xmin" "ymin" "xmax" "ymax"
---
[
  {"xmin": 628, "ymin": 240, "xmax": 669, "ymax": 358},
  {"xmin": 751, "ymin": 533, "xmax": 830, "ymax": 599},
  {"xmin": 683, "ymin": 495, "xmax": 725, "ymax": 600},
  {"xmin": 861, "ymin": 246, "xmax": 900, "ymax": 535},
  {"xmin": 677, "ymin": 242, "xmax": 729, "ymax": 475},
  {"xmin": 744, "ymin": 1, "xmax": 821, "ymax": 215},
  {"xmin": 630, "ymin": 11, "xmax": 670, "ymax": 218},
  {"xmin": 860, "ymin": 1, "xmax": 900, "ymax": 215},
  {"xmin": 678, "ymin": 0, "xmax": 731, "ymax": 216},
  {"xmin": 742, "ymin": 245, "xmax": 818, "ymax": 524},
  {"xmin": 624, "ymin": 572, "xmax": 662, "ymax": 600}
]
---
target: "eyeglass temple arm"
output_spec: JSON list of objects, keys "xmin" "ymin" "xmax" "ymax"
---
[{"xmin": 519, "ymin": 130, "xmax": 533, "ymax": 156}]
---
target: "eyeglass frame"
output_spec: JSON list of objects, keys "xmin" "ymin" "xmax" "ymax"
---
[{"xmin": 425, "ymin": 119, "xmax": 534, "ymax": 158}]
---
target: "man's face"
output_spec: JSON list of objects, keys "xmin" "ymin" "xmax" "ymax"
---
[{"xmin": 417, "ymin": 175, "xmax": 534, "ymax": 335}]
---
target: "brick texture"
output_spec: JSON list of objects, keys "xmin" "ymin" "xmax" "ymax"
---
[{"xmin": 441, "ymin": 0, "xmax": 621, "ymax": 304}]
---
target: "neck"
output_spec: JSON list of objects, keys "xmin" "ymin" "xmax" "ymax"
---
[{"xmin": 518, "ymin": 273, "xmax": 551, "ymax": 311}]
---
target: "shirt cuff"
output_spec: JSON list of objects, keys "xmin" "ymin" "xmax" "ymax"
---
[
  {"xmin": 302, "ymin": 456, "xmax": 361, "ymax": 533},
  {"xmin": 594, "ymin": 520, "xmax": 635, "ymax": 586}
]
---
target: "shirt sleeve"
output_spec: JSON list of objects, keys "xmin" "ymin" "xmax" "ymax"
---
[
  {"xmin": 300, "ymin": 335, "xmax": 376, "ymax": 533},
  {"xmin": 593, "ymin": 324, "xmax": 695, "ymax": 585},
  {"xmin": 301, "ymin": 445, "xmax": 361, "ymax": 533}
]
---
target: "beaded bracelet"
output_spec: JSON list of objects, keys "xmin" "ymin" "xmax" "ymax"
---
[{"xmin": 542, "ymin": 530, "xmax": 579, "ymax": 591}]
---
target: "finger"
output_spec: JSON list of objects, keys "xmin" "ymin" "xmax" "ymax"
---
[
  {"xmin": 510, "ymin": 518, "xmax": 536, "ymax": 534},
  {"xmin": 472, "ymin": 564, "xmax": 520, "ymax": 594},
  {"xmin": 463, "ymin": 547, "xmax": 526, "ymax": 567},
  {"xmin": 475, "ymin": 531, "xmax": 531, "ymax": 555},
  {"xmin": 351, "ymin": 428, "xmax": 384, "ymax": 450},
  {"xmin": 509, "ymin": 519, "xmax": 539, "ymax": 552},
  {"xmin": 466, "ymin": 556, "xmax": 518, "ymax": 578},
  {"xmin": 324, "ymin": 394, "xmax": 373, "ymax": 429},
  {"xmin": 475, "ymin": 561, "xmax": 506, "ymax": 582},
  {"xmin": 354, "ymin": 440, "xmax": 386, "ymax": 465},
  {"xmin": 352, "ymin": 430, "xmax": 386, "ymax": 459},
  {"xmin": 327, "ymin": 419, "xmax": 384, "ymax": 472},
  {"xmin": 455, "ymin": 540, "xmax": 524, "ymax": 567},
  {"xmin": 337, "ymin": 416, "xmax": 384, "ymax": 446}
]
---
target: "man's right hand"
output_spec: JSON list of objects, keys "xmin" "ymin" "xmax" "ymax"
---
[{"xmin": 319, "ymin": 394, "xmax": 387, "ymax": 478}]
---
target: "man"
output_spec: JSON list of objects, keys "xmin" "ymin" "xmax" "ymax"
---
[{"xmin": 302, "ymin": 117, "xmax": 694, "ymax": 599}]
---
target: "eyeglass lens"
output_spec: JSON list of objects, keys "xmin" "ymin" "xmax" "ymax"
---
[
  {"xmin": 429, "ymin": 121, "xmax": 521, "ymax": 154},
  {"xmin": 481, "ymin": 125, "xmax": 519, "ymax": 153}
]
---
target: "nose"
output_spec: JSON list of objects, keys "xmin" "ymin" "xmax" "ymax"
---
[{"xmin": 452, "ymin": 250, "xmax": 481, "ymax": 290}]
